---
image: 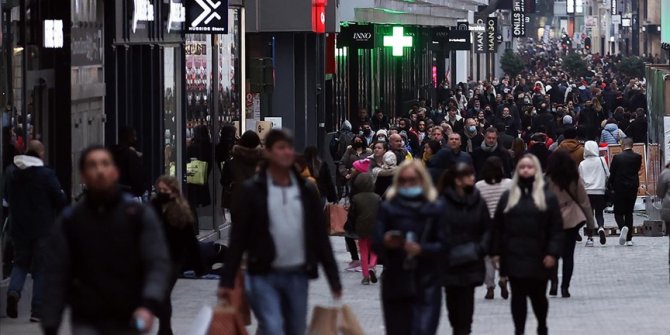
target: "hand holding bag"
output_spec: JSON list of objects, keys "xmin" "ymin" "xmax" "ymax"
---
[
  {"xmin": 187, "ymin": 159, "xmax": 209, "ymax": 185},
  {"xmin": 325, "ymin": 204, "xmax": 347, "ymax": 236},
  {"xmin": 307, "ymin": 304, "xmax": 364, "ymax": 335}
]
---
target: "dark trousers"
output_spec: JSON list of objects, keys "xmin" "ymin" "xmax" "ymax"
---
[
  {"xmin": 588, "ymin": 194, "xmax": 606, "ymax": 228},
  {"xmin": 382, "ymin": 283, "xmax": 442, "ymax": 335},
  {"xmin": 157, "ymin": 268, "xmax": 180, "ymax": 335},
  {"xmin": 615, "ymin": 212, "xmax": 634, "ymax": 241},
  {"xmin": 551, "ymin": 224, "xmax": 580, "ymax": 289},
  {"xmin": 444, "ymin": 286, "xmax": 475, "ymax": 335},
  {"xmin": 345, "ymin": 237, "xmax": 359, "ymax": 261},
  {"xmin": 382, "ymin": 299, "xmax": 413, "ymax": 335},
  {"xmin": 509, "ymin": 278, "xmax": 548, "ymax": 335}
]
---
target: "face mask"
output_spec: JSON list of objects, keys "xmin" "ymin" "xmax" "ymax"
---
[
  {"xmin": 467, "ymin": 126, "xmax": 477, "ymax": 133},
  {"xmin": 398, "ymin": 186, "xmax": 423, "ymax": 198},
  {"xmin": 363, "ymin": 129, "xmax": 372, "ymax": 136},
  {"xmin": 353, "ymin": 142, "xmax": 364, "ymax": 149},
  {"xmin": 156, "ymin": 192, "xmax": 172, "ymax": 204},
  {"xmin": 377, "ymin": 136, "xmax": 386, "ymax": 142},
  {"xmin": 463, "ymin": 185, "xmax": 474, "ymax": 194}
]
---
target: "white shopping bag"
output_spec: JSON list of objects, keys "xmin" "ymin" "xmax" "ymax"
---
[{"xmin": 188, "ymin": 305, "xmax": 214, "ymax": 335}]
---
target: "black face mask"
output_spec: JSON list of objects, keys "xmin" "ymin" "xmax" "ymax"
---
[
  {"xmin": 352, "ymin": 142, "xmax": 365, "ymax": 150},
  {"xmin": 463, "ymin": 185, "xmax": 475, "ymax": 194},
  {"xmin": 363, "ymin": 129, "xmax": 372, "ymax": 136},
  {"xmin": 156, "ymin": 192, "xmax": 172, "ymax": 204}
]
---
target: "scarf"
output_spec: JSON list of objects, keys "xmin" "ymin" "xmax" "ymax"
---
[{"xmin": 481, "ymin": 140, "xmax": 498, "ymax": 153}]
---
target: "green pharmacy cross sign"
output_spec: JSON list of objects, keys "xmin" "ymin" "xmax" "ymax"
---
[{"xmin": 384, "ymin": 26, "xmax": 413, "ymax": 56}]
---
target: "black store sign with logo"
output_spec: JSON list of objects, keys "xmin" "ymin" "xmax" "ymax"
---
[
  {"xmin": 512, "ymin": 0, "xmax": 526, "ymax": 37},
  {"xmin": 486, "ymin": 17, "xmax": 497, "ymax": 53},
  {"xmin": 446, "ymin": 30, "xmax": 471, "ymax": 51},
  {"xmin": 432, "ymin": 27, "xmax": 450, "ymax": 43},
  {"xmin": 338, "ymin": 24, "xmax": 375, "ymax": 49},
  {"xmin": 186, "ymin": 0, "xmax": 228, "ymax": 34},
  {"xmin": 473, "ymin": 19, "xmax": 486, "ymax": 54}
]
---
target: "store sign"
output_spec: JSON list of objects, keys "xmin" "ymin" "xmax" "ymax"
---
[
  {"xmin": 186, "ymin": 0, "xmax": 228, "ymax": 34},
  {"xmin": 44, "ymin": 20, "xmax": 64, "ymax": 48},
  {"xmin": 167, "ymin": 0, "xmax": 186, "ymax": 33},
  {"xmin": 512, "ymin": 0, "xmax": 527, "ymax": 37},
  {"xmin": 486, "ymin": 17, "xmax": 497, "ymax": 53},
  {"xmin": 312, "ymin": 0, "xmax": 327, "ymax": 33},
  {"xmin": 612, "ymin": 15, "xmax": 621, "ymax": 25},
  {"xmin": 338, "ymin": 24, "xmax": 374, "ymax": 49},
  {"xmin": 384, "ymin": 26, "xmax": 413, "ymax": 57},
  {"xmin": 473, "ymin": 19, "xmax": 485, "ymax": 53},
  {"xmin": 456, "ymin": 21, "xmax": 469, "ymax": 31},
  {"xmin": 132, "ymin": 0, "xmax": 155, "ymax": 33},
  {"xmin": 446, "ymin": 30, "xmax": 471, "ymax": 51},
  {"xmin": 611, "ymin": 0, "xmax": 618, "ymax": 14},
  {"xmin": 432, "ymin": 26, "xmax": 450, "ymax": 43}
]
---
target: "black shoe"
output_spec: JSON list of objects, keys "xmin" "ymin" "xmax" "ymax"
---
[
  {"xmin": 576, "ymin": 234, "xmax": 583, "ymax": 242},
  {"xmin": 561, "ymin": 287, "xmax": 571, "ymax": 298},
  {"xmin": 485, "ymin": 288, "xmax": 495, "ymax": 300},
  {"xmin": 549, "ymin": 282, "xmax": 558, "ymax": 296},
  {"xmin": 369, "ymin": 269, "xmax": 378, "ymax": 283},
  {"xmin": 598, "ymin": 228, "xmax": 607, "ymax": 245},
  {"xmin": 537, "ymin": 326, "xmax": 548, "ymax": 335},
  {"xmin": 30, "ymin": 315, "xmax": 41, "ymax": 323},
  {"xmin": 499, "ymin": 280, "xmax": 509, "ymax": 300},
  {"xmin": 6, "ymin": 292, "xmax": 19, "ymax": 319}
]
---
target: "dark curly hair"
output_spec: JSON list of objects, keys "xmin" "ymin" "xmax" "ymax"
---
[{"xmin": 545, "ymin": 149, "xmax": 579, "ymax": 191}]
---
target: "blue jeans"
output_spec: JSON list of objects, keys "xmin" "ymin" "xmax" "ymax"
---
[
  {"xmin": 245, "ymin": 270, "xmax": 309, "ymax": 335},
  {"xmin": 8, "ymin": 237, "xmax": 48, "ymax": 315}
]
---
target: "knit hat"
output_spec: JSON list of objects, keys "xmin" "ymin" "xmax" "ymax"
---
[
  {"xmin": 563, "ymin": 115, "xmax": 573, "ymax": 125},
  {"xmin": 352, "ymin": 159, "xmax": 371, "ymax": 174},
  {"xmin": 376, "ymin": 129, "xmax": 388, "ymax": 137},
  {"xmin": 239, "ymin": 130, "xmax": 261, "ymax": 148}
]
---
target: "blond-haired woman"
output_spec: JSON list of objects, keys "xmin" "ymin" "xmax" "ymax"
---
[
  {"xmin": 153, "ymin": 176, "xmax": 203, "ymax": 335},
  {"xmin": 373, "ymin": 160, "xmax": 446, "ymax": 335},
  {"xmin": 492, "ymin": 154, "xmax": 563, "ymax": 335}
]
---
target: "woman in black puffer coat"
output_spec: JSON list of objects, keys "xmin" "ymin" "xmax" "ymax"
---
[
  {"xmin": 438, "ymin": 163, "xmax": 492, "ymax": 335},
  {"xmin": 493, "ymin": 154, "xmax": 564, "ymax": 335}
]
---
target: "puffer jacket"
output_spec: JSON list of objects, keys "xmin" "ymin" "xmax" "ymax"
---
[
  {"xmin": 579, "ymin": 141, "xmax": 609, "ymax": 195},
  {"xmin": 657, "ymin": 168, "xmax": 670, "ymax": 222},
  {"xmin": 600, "ymin": 123, "xmax": 625, "ymax": 145},
  {"xmin": 348, "ymin": 174, "xmax": 381, "ymax": 238},
  {"xmin": 440, "ymin": 187, "xmax": 492, "ymax": 288}
]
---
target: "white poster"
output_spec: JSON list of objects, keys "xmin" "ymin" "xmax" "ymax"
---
[
  {"xmin": 664, "ymin": 117, "xmax": 670, "ymax": 165},
  {"xmin": 264, "ymin": 117, "xmax": 283, "ymax": 129}
]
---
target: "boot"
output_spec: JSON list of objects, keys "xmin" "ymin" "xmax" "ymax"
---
[
  {"xmin": 549, "ymin": 281, "xmax": 558, "ymax": 296},
  {"xmin": 485, "ymin": 287, "xmax": 494, "ymax": 300},
  {"xmin": 561, "ymin": 287, "xmax": 571, "ymax": 298},
  {"xmin": 499, "ymin": 279, "xmax": 509, "ymax": 300},
  {"xmin": 537, "ymin": 326, "xmax": 548, "ymax": 335}
]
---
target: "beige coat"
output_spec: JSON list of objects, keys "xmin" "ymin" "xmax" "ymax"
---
[{"xmin": 548, "ymin": 179, "xmax": 596, "ymax": 230}]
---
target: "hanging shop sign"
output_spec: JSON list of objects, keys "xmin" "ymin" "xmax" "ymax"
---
[
  {"xmin": 44, "ymin": 20, "xmax": 64, "ymax": 48},
  {"xmin": 384, "ymin": 26, "xmax": 413, "ymax": 56},
  {"xmin": 312, "ymin": 0, "xmax": 327, "ymax": 33},
  {"xmin": 432, "ymin": 26, "xmax": 450, "ymax": 43},
  {"xmin": 337, "ymin": 24, "xmax": 374, "ymax": 49},
  {"xmin": 186, "ymin": 0, "xmax": 228, "ymax": 34},
  {"xmin": 512, "ymin": 0, "xmax": 527, "ymax": 37},
  {"xmin": 486, "ymin": 17, "xmax": 498, "ymax": 53},
  {"xmin": 167, "ymin": 0, "xmax": 186, "ymax": 33},
  {"xmin": 456, "ymin": 21, "xmax": 469, "ymax": 31},
  {"xmin": 473, "ymin": 19, "xmax": 486, "ymax": 53},
  {"xmin": 611, "ymin": 15, "xmax": 621, "ymax": 25},
  {"xmin": 132, "ymin": 0, "xmax": 155, "ymax": 33},
  {"xmin": 446, "ymin": 30, "xmax": 471, "ymax": 51}
]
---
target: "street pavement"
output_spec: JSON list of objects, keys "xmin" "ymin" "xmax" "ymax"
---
[{"xmin": 2, "ymin": 213, "xmax": 670, "ymax": 334}]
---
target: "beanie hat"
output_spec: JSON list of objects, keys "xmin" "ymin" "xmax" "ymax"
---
[
  {"xmin": 239, "ymin": 130, "xmax": 261, "ymax": 148},
  {"xmin": 376, "ymin": 129, "xmax": 388, "ymax": 137},
  {"xmin": 563, "ymin": 115, "xmax": 573, "ymax": 125},
  {"xmin": 352, "ymin": 159, "xmax": 371, "ymax": 174}
]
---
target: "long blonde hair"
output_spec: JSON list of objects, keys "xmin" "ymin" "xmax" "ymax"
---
[
  {"xmin": 504, "ymin": 154, "xmax": 546, "ymax": 212},
  {"xmin": 156, "ymin": 175, "xmax": 195, "ymax": 228},
  {"xmin": 386, "ymin": 160, "xmax": 438, "ymax": 202}
]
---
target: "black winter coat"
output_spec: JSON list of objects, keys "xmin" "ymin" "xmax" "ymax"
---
[
  {"xmin": 373, "ymin": 196, "xmax": 445, "ymax": 300},
  {"xmin": 493, "ymin": 184, "xmax": 564, "ymax": 280},
  {"xmin": 219, "ymin": 169, "xmax": 342, "ymax": 293},
  {"xmin": 440, "ymin": 188, "xmax": 492, "ymax": 288},
  {"xmin": 110, "ymin": 145, "xmax": 145, "ymax": 197},
  {"xmin": 472, "ymin": 146, "xmax": 513, "ymax": 180}
]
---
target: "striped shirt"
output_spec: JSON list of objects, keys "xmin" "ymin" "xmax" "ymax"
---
[{"xmin": 475, "ymin": 179, "xmax": 513, "ymax": 218}]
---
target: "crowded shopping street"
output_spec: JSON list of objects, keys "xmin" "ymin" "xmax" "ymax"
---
[{"xmin": 2, "ymin": 0, "xmax": 670, "ymax": 335}]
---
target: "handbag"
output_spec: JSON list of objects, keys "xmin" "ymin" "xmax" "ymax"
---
[
  {"xmin": 598, "ymin": 157, "xmax": 614, "ymax": 205},
  {"xmin": 325, "ymin": 204, "xmax": 347, "ymax": 236},
  {"xmin": 307, "ymin": 304, "xmax": 364, "ymax": 335},
  {"xmin": 208, "ymin": 303, "xmax": 249, "ymax": 335},
  {"xmin": 187, "ymin": 160, "xmax": 209, "ymax": 185},
  {"xmin": 448, "ymin": 242, "xmax": 481, "ymax": 267}
]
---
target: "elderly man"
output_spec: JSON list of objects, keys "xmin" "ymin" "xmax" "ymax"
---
[{"xmin": 389, "ymin": 133, "xmax": 411, "ymax": 164}]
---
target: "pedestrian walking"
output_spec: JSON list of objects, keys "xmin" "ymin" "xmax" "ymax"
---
[
  {"xmin": 186, "ymin": 125, "xmax": 213, "ymax": 209},
  {"xmin": 347, "ymin": 173, "xmax": 382, "ymax": 285},
  {"xmin": 545, "ymin": 150, "xmax": 595, "ymax": 298},
  {"xmin": 110, "ymin": 127, "xmax": 146, "ymax": 198},
  {"xmin": 152, "ymin": 176, "xmax": 204, "ymax": 335},
  {"xmin": 475, "ymin": 157, "xmax": 513, "ymax": 300},
  {"xmin": 472, "ymin": 127, "xmax": 513, "ymax": 179},
  {"xmin": 579, "ymin": 141, "xmax": 610, "ymax": 245},
  {"xmin": 218, "ymin": 129, "xmax": 342, "ymax": 335},
  {"xmin": 656, "ymin": 162, "xmax": 670, "ymax": 273},
  {"xmin": 220, "ymin": 130, "xmax": 264, "ymax": 215},
  {"xmin": 4, "ymin": 140, "xmax": 67, "ymax": 321},
  {"xmin": 439, "ymin": 163, "xmax": 492, "ymax": 334},
  {"xmin": 42, "ymin": 145, "xmax": 171, "ymax": 335},
  {"xmin": 372, "ymin": 151, "xmax": 399, "ymax": 197},
  {"xmin": 493, "ymin": 154, "xmax": 564, "ymax": 335},
  {"xmin": 304, "ymin": 146, "xmax": 338, "ymax": 204},
  {"xmin": 609, "ymin": 138, "xmax": 642, "ymax": 246},
  {"xmin": 373, "ymin": 160, "xmax": 444, "ymax": 335},
  {"xmin": 428, "ymin": 133, "xmax": 473, "ymax": 184}
]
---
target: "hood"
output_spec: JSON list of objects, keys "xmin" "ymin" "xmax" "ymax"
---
[
  {"xmin": 382, "ymin": 151, "xmax": 397, "ymax": 167},
  {"xmin": 559, "ymin": 139, "xmax": 581, "ymax": 153},
  {"xmin": 232, "ymin": 145, "xmax": 264, "ymax": 163},
  {"xmin": 341, "ymin": 120, "xmax": 352, "ymax": 131},
  {"xmin": 604, "ymin": 123, "xmax": 619, "ymax": 132},
  {"xmin": 353, "ymin": 173, "xmax": 375, "ymax": 193},
  {"xmin": 583, "ymin": 141, "xmax": 599, "ymax": 158},
  {"xmin": 13, "ymin": 155, "xmax": 44, "ymax": 170}
]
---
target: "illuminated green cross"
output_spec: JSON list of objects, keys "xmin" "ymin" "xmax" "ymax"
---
[{"xmin": 384, "ymin": 26, "xmax": 413, "ymax": 56}]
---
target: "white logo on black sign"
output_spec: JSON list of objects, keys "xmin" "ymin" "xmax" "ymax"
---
[
  {"xmin": 353, "ymin": 33, "xmax": 372, "ymax": 41},
  {"xmin": 192, "ymin": 0, "xmax": 222, "ymax": 27}
]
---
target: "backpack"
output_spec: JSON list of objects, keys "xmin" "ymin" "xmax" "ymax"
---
[{"xmin": 330, "ymin": 131, "xmax": 354, "ymax": 161}]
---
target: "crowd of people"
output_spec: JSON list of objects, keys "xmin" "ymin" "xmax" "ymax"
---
[{"xmin": 0, "ymin": 39, "xmax": 659, "ymax": 335}]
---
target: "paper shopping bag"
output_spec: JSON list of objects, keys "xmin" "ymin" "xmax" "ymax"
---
[
  {"xmin": 307, "ymin": 306, "xmax": 339, "ymax": 335},
  {"xmin": 187, "ymin": 160, "xmax": 208, "ymax": 185},
  {"xmin": 188, "ymin": 306, "xmax": 214, "ymax": 335},
  {"xmin": 339, "ymin": 305, "xmax": 365, "ymax": 335},
  {"xmin": 324, "ymin": 204, "xmax": 347, "ymax": 236},
  {"xmin": 208, "ymin": 305, "xmax": 249, "ymax": 335}
]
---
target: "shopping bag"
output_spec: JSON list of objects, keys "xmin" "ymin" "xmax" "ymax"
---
[
  {"xmin": 230, "ymin": 270, "xmax": 251, "ymax": 326},
  {"xmin": 187, "ymin": 160, "xmax": 208, "ymax": 185},
  {"xmin": 308, "ymin": 306, "xmax": 339, "ymax": 335},
  {"xmin": 339, "ymin": 305, "xmax": 365, "ymax": 335},
  {"xmin": 325, "ymin": 204, "xmax": 347, "ymax": 236},
  {"xmin": 208, "ymin": 304, "xmax": 249, "ymax": 335},
  {"xmin": 188, "ymin": 306, "xmax": 214, "ymax": 335}
]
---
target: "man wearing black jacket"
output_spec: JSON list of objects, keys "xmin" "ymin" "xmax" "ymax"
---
[
  {"xmin": 609, "ymin": 138, "xmax": 643, "ymax": 246},
  {"xmin": 218, "ymin": 129, "xmax": 342, "ymax": 335},
  {"xmin": 110, "ymin": 127, "xmax": 146, "ymax": 197},
  {"xmin": 42, "ymin": 146, "xmax": 171, "ymax": 335}
]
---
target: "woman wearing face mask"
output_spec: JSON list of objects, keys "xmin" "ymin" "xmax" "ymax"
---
[
  {"xmin": 438, "ymin": 163, "xmax": 492, "ymax": 335},
  {"xmin": 492, "ymin": 154, "xmax": 563, "ymax": 335},
  {"xmin": 152, "ymin": 176, "xmax": 204, "ymax": 335},
  {"xmin": 339, "ymin": 135, "xmax": 372, "ymax": 182},
  {"xmin": 373, "ymin": 160, "xmax": 445, "ymax": 335}
]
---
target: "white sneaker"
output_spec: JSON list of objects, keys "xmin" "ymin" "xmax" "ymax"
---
[
  {"xmin": 619, "ymin": 227, "xmax": 629, "ymax": 246},
  {"xmin": 626, "ymin": 241, "xmax": 634, "ymax": 246},
  {"xmin": 585, "ymin": 238, "xmax": 594, "ymax": 247}
]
